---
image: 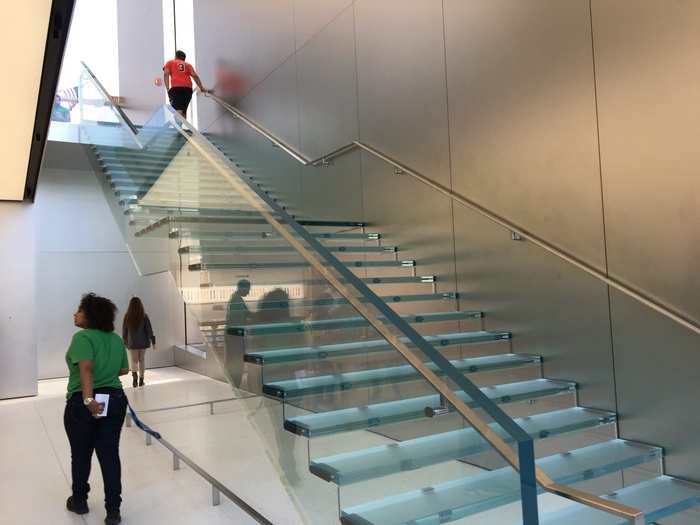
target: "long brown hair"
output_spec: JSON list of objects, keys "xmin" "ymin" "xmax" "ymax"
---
[{"xmin": 123, "ymin": 297, "xmax": 145, "ymax": 333}]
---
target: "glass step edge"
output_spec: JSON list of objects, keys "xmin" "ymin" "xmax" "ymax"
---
[
  {"xmin": 172, "ymin": 230, "xmax": 380, "ymax": 240},
  {"xmin": 284, "ymin": 378, "xmax": 576, "ymax": 438},
  {"xmin": 136, "ymin": 216, "xmax": 368, "ymax": 235},
  {"xmin": 192, "ymin": 275, "xmax": 432, "ymax": 291},
  {"xmin": 245, "ymin": 329, "xmax": 500, "ymax": 364},
  {"xmin": 227, "ymin": 309, "xmax": 476, "ymax": 337},
  {"xmin": 180, "ymin": 244, "xmax": 398, "ymax": 254},
  {"xmin": 117, "ymin": 187, "xmax": 252, "ymax": 197},
  {"xmin": 340, "ymin": 439, "xmax": 662, "ymax": 525},
  {"xmin": 309, "ymin": 407, "xmax": 616, "ymax": 486},
  {"xmin": 198, "ymin": 292, "xmax": 457, "ymax": 311},
  {"xmin": 104, "ymin": 168, "xmax": 225, "ymax": 177},
  {"xmin": 128, "ymin": 211, "xmax": 364, "ymax": 227},
  {"xmin": 263, "ymin": 353, "xmax": 540, "ymax": 400},
  {"xmin": 108, "ymin": 176, "xmax": 234, "ymax": 186},
  {"xmin": 188, "ymin": 260, "xmax": 415, "ymax": 271},
  {"xmin": 531, "ymin": 475, "xmax": 700, "ymax": 525},
  {"xmin": 125, "ymin": 203, "xmax": 289, "ymax": 215},
  {"xmin": 113, "ymin": 187, "xmax": 234, "ymax": 197}
]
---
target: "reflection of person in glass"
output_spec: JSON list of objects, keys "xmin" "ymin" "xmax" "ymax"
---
[
  {"xmin": 256, "ymin": 288, "xmax": 291, "ymax": 324},
  {"xmin": 255, "ymin": 288, "xmax": 300, "ymax": 485},
  {"xmin": 226, "ymin": 279, "xmax": 251, "ymax": 328},
  {"xmin": 225, "ymin": 279, "xmax": 252, "ymax": 390}
]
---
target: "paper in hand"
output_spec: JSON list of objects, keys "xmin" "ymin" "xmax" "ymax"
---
[{"xmin": 94, "ymin": 393, "xmax": 110, "ymax": 418}]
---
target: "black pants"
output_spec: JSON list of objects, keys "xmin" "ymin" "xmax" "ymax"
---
[
  {"xmin": 64, "ymin": 388, "xmax": 127, "ymax": 512},
  {"xmin": 168, "ymin": 86, "xmax": 193, "ymax": 113}
]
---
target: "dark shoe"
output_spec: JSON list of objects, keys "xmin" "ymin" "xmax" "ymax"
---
[
  {"xmin": 132, "ymin": 372, "xmax": 138, "ymax": 388},
  {"xmin": 105, "ymin": 512, "xmax": 122, "ymax": 525},
  {"xmin": 66, "ymin": 496, "xmax": 89, "ymax": 515},
  {"xmin": 139, "ymin": 376, "xmax": 145, "ymax": 387}
]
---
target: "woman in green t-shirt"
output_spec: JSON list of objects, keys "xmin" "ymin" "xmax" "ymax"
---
[{"xmin": 64, "ymin": 293, "xmax": 129, "ymax": 525}]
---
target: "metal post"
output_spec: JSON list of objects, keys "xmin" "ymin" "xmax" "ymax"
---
[
  {"xmin": 209, "ymin": 402, "xmax": 215, "ymax": 416},
  {"xmin": 518, "ymin": 440, "xmax": 540, "ymax": 525},
  {"xmin": 146, "ymin": 433, "xmax": 152, "ymax": 446},
  {"xmin": 212, "ymin": 485, "xmax": 221, "ymax": 506},
  {"xmin": 125, "ymin": 414, "xmax": 132, "ymax": 428},
  {"xmin": 173, "ymin": 453, "xmax": 181, "ymax": 471}
]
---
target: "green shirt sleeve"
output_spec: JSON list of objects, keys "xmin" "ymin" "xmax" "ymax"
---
[{"xmin": 67, "ymin": 332, "xmax": 94, "ymax": 364}]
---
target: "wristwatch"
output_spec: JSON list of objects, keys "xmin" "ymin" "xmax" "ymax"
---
[{"xmin": 83, "ymin": 397, "xmax": 94, "ymax": 406}]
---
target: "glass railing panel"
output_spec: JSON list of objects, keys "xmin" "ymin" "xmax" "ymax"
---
[
  {"xmin": 190, "ymin": 92, "xmax": 700, "ymax": 524},
  {"xmin": 135, "ymin": 103, "xmax": 550, "ymax": 524},
  {"xmin": 49, "ymin": 63, "xmax": 141, "ymax": 148}
]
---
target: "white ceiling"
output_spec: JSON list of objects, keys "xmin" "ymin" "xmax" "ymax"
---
[{"xmin": 0, "ymin": 1, "xmax": 53, "ymax": 200}]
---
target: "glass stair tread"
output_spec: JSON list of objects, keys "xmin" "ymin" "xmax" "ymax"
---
[
  {"xmin": 532, "ymin": 476, "xmax": 700, "ymax": 525},
  {"xmin": 126, "ymin": 207, "xmax": 278, "ymax": 219},
  {"xmin": 113, "ymin": 185, "xmax": 237, "ymax": 197},
  {"xmin": 171, "ymin": 230, "xmax": 380, "ymax": 241},
  {"xmin": 179, "ymin": 244, "xmax": 398, "ymax": 254},
  {"xmin": 131, "ymin": 214, "xmax": 364, "ymax": 229},
  {"xmin": 340, "ymin": 439, "xmax": 662, "ymax": 525},
  {"xmin": 126, "ymin": 204, "xmax": 267, "ymax": 214},
  {"xmin": 228, "ymin": 310, "xmax": 483, "ymax": 337},
  {"xmin": 285, "ymin": 378, "xmax": 576, "ymax": 437},
  {"xmin": 262, "ymin": 353, "xmax": 540, "ymax": 400},
  {"xmin": 193, "ymin": 276, "xmax": 435, "ymax": 288},
  {"xmin": 125, "ymin": 188, "xmax": 249, "ymax": 199},
  {"xmin": 309, "ymin": 407, "xmax": 616, "ymax": 486},
  {"xmin": 204, "ymin": 292, "xmax": 457, "ymax": 311},
  {"xmin": 95, "ymin": 148, "xmax": 182, "ymax": 158},
  {"xmin": 137, "ymin": 216, "xmax": 374, "ymax": 236},
  {"xmin": 104, "ymin": 166, "xmax": 222, "ymax": 176},
  {"xmin": 122, "ymin": 198, "xmax": 256, "ymax": 210},
  {"xmin": 94, "ymin": 142, "xmax": 183, "ymax": 152},
  {"xmin": 188, "ymin": 259, "xmax": 415, "ymax": 271},
  {"xmin": 104, "ymin": 167, "xmax": 223, "ymax": 177},
  {"xmin": 245, "ymin": 329, "xmax": 500, "ymax": 364}
]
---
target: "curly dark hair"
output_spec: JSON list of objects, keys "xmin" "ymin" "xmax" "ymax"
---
[{"xmin": 79, "ymin": 293, "xmax": 118, "ymax": 332}]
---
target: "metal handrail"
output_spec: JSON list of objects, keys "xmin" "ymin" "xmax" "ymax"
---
[
  {"xmin": 205, "ymin": 92, "xmax": 700, "ymax": 340},
  {"xmin": 80, "ymin": 61, "xmax": 142, "ymax": 146},
  {"xmin": 130, "ymin": 412, "xmax": 274, "ymax": 525},
  {"xmin": 203, "ymin": 93, "xmax": 648, "ymax": 524}
]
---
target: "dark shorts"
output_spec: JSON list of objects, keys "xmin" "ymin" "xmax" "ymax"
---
[{"xmin": 168, "ymin": 87, "xmax": 193, "ymax": 112}]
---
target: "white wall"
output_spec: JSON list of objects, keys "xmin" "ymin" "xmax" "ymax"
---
[
  {"xmin": 117, "ymin": 0, "xmax": 166, "ymax": 124},
  {"xmin": 34, "ymin": 141, "xmax": 181, "ymax": 380},
  {"xmin": 0, "ymin": 203, "xmax": 37, "ymax": 398}
]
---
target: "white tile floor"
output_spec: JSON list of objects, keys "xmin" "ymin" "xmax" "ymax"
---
[
  {"xmin": 0, "ymin": 367, "xmax": 275, "ymax": 525},
  {"xmin": 5, "ymin": 366, "xmax": 675, "ymax": 525}
]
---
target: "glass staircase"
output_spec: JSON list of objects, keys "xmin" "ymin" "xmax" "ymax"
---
[{"xmin": 60, "ymin": 63, "xmax": 700, "ymax": 525}]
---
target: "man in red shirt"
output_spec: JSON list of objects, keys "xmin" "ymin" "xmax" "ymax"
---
[{"xmin": 163, "ymin": 50, "xmax": 210, "ymax": 118}]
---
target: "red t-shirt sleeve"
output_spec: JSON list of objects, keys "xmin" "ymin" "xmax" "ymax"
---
[
  {"xmin": 186, "ymin": 63, "xmax": 195, "ymax": 77},
  {"xmin": 163, "ymin": 60, "xmax": 173, "ymax": 73}
]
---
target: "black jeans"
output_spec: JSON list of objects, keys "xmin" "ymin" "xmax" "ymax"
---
[{"xmin": 64, "ymin": 388, "xmax": 127, "ymax": 512}]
